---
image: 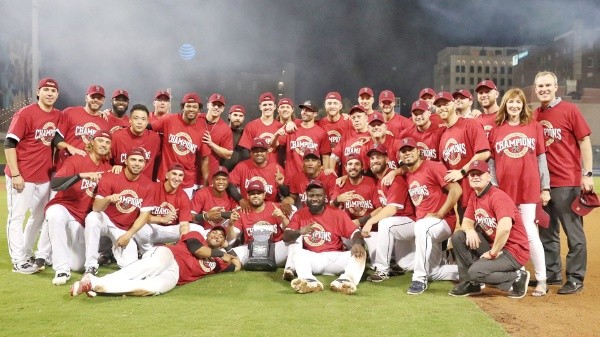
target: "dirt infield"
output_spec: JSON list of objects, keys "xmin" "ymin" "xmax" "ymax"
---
[{"xmin": 472, "ymin": 210, "xmax": 600, "ymax": 336}]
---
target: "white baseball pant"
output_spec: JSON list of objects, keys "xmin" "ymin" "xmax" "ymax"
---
[
  {"xmin": 84, "ymin": 211, "xmax": 139, "ymax": 269},
  {"xmin": 412, "ymin": 217, "xmax": 459, "ymax": 284},
  {"xmin": 46, "ymin": 204, "xmax": 86, "ymax": 274},
  {"xmin": 293, "ymin": 248, "xmax": 366, "ymax": 286},
  {"xmin": 6, "ymin": 178, "xmax": 51, "ymax": 264},
  {"xmin": 518, "ymin": 203, "xmax": 546, "ymax": 282},
  {"xmin": 134, "ymin": 223, "xmax": 206, "ymax": 253},
  {"xmin": 87, "ymin": 246, "xmax": 179, "ymax": 296},
  {"xmin": 372, "ymin": 216, "xmax": 416, "ymax": 273},
  {"xmin": 232, "ymin": 240, "xmax": 289, "ymax": 267}
]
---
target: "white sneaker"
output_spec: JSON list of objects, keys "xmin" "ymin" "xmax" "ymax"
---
[
  {"xmin": 52, "ymin": 272, "xmax": 71, "ymax": 286},
  {"xmin": 12, "ymin": 262, "xmax": 40, "ymax": 275}
]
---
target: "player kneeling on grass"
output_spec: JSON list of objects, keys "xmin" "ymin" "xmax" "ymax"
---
[
  {"xmin": 283, "ymin": 180, "xmax": 366, "ymax": 295},
  {"xmin": 449, "ymin": 160, "xmax": 530, "ymax": 298},
  {"xmin": 71, "ymin": 226, "xmax": 240, "ymax": 297}
]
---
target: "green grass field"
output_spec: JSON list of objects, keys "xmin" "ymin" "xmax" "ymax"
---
[{"xmin": 0, "ymin": 178, "xmax": 510, "ymax": 337}]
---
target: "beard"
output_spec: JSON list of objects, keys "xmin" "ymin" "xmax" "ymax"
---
[{"xmin": 307, "ymin": 202, "xmax": 325, "ymax": 215}]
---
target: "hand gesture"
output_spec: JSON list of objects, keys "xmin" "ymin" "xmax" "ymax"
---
[
  {"xmin": 444, "ymin": 170, "xmax": 464, "ymax": 183},
  {"xmin": 272, "ymin": 207, "xmax": 285, "ymax": 219},
  {"xmin": 107, "ymin": 193, "xmax": 121, "ymax": 204},
  {"xmin": 67, "ymin": 145, "xmax": 87, "ymax": 157},
  {"xmin": 275, "ymin": 167, "xmax": 285, "ymax": 185},
  {"xmin": 111, "ymin": 165, "xmax": 123, "ymax": 174},
  {"xmin": 81, "ymin": 171, "xmax": 103, "ymax": 183},
  {"xmin": 336, "ymin": 190, "xmax": 356, "ymax": 203},
  {"xmin": 336, "ymin": 175, "xmax": 348, "ymax": 187},
  {"xmin": 202, "ymin": 131, "xmax": 214, "ymax": 146},
  {"xmin": 299, "ymin": 223, "xmax": 316, "ymax": 236}
]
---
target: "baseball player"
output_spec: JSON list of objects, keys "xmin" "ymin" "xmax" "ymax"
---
[
  {"xmin": 149, "ymin": 90, "xmax": 171, "ymax": 123},
  {"xmin": 453, "ymin": 89, "xmax": 481, "ymax": 119},
  {"xmin": 83, "ymin": 147, "xmax": 155, "ymax": 275},
  {"xmin": 149, "ymin": 92, "xmax": 211, "ymax": 198},
  {"xmin": 475, "ymin": 80, "xmax": 500, "ymax": 138},
  {"xmin": 221, "ymin": 105, "xmax": 248, "ymax": 171},
  {"xmin": 449, "ymin": 160, "xmax": 530, "ymax": 298},
  {"xmin": 359, "ymin": 115, "xmax": 401, "ymax": 170},
  {"xmin": 201, "ymin": 93, "xmax": 234, "ymax": 179},
  {"xmin": 398, "ymin": 137, "xmax": 461, "ymax": 295},
  {"xmin": 227, "ymin": 180, "xmax": 290, "ymax": 266},
  {"xmin": 488, "ymin": 88, "xmax": 550, "ymax": 297},
  {"xmin": 327, "ymin": 105, "xmax": 371, "ymax": 176},
  {"xmin": 357, "ymin": 87, "xmax": 382, "ymax": 118},
  {"xmin": 283, "ymin": 181, "xmax": 367, "ymax": 295},
  {"xmin": 70, "ymin": 227, "xmax": 240, "ymax": 297},
  {"xmin": 46, "ymin": 130, "xmax": 113, "ymax": 285},
  {"xmin": 418, "ymin": 88, "xmax": 444, "ymax": 127},
  {"xmin": 191, "ymin": 166, "xmax": 239, "ymax": 234},
  {"xmin": 107, "ymin": 89, "xmax": 130, "ymax": 133},
  {"xmin": 238, "ymin": 92, "xmax": 283, "ymax": 164},
  {"xmin": 534, "ymin": 71, "xmax": 593, "ymax": 295},
  {"xmin": 317, "ymin": 91, "xmax": 351, "ymax": 151},
  {"xmin": 379, "ymin": 90, "xmax": 412, "ymax": 138},
  {"xmin": 276, "ymin": 97, "xmax": 300, "ymax": 126},
  {"xmin": 5, "ymin": 78, "xmax": 64, "ymax": 274},
  {"xmin": 404, "ymin": 100, "xmax": 445, "ymax": 161}
]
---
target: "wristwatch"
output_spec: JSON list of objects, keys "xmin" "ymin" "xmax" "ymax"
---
[{"xmin": 583, "ymin": 171, "xmax": 593, "ymax": 177}]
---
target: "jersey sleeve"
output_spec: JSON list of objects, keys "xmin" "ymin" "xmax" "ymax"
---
[
  {"xmin": 238, "ymin": 123, "xmax": 254, "ymax": 150},
  {"xmin": 468, "ymin": 120, "xmax": 491, "ymax": 154},
  {"xmin": 190, "ymin": 189, "xmax": 205, "ymax": 213},
  {"xmin": 178, "ymin": 192, "xmax": 193, "ymax": 222},
  {"xmin": 140, "ymin": 182, "xmax": 156, "ymax": 212},
  {"xmin": 54, "ymin": 157, "xmax": 77, "ymax": 177},
  {"xmin": 228, "ymin": 164, "xmax": 242, "ymax": 186},
  {"xmin": 569, "ymin": 105, "xmax": 592, "ymax": 141},
  {"xmin": 490, "ymin": 191, "xmax": 517, "ymax": 223},
  {"xmin": 95, "ymin": 175, "xmax": 112, "ymax": 199},
  {"xmin": 6, "ymin": 110, "xmax": 28, "ymax": 142},
  {"xmin": 385, "ymin": 177, "xmax": 410, "ymax": 210},
  {"xmin": 319, "ymin": 131, "xmax": 332, "ymax": 155},
  {"xmin": 534, "ymin": 122, "xmax": 546, "ymax": 156},
  {"xmin": 150, "ymin": 114, "xmax": 166, "ymax": 132}
]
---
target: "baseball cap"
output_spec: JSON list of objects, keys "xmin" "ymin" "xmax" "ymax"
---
[
  {"xmin": 433, "ymin": 91, "xmax": 454, "ymax": 105},
  {"xmin": 366, "ymin": 143, "xmax": 388, "ymax": 157},
  {"xmin": 571, "ymin": 191, "xmax": 600, "ymax": 216},
  {"xmin": 259, "ymin": 92, "xmax": 275, "ymax": 103},
  {"xmin": 92, "ymin": 129, "xmax": 112, "ymax": 140},
  {"xmin": 87, "ymin": 85, "xmax": 105, "ymax": 97},
  {"xmin": 452, "ymin": 89, "xmax": 472, "ymax": 100},
  {"xmin": 358, "ymin": 87, "xmax": 374, "ymax": 97},
  {"xmin": 467, "ymin": 160, "xmax": 489, "ymax": 174},
  {"xmin": 306, "ymin": 180, "xmax": 325, "ymax": 192},
  {"xmin": 303, "ymin": 148, "xmax": 320, "ymax": 160},
  {"xmin": 155, "ymin": 90, "xmax": 170, "ymax": 100},
  {"xmin": 229, "ymin": 105, "xmax": 245, "ymax": 115},
  {"xmin": 348, "ymin": 105, "xmax": 366, "ymax": 115},
  {"xmin": 346, "ymin": 153, "xmax": 362, "ymax": 163},
  {"xmin": 278, "ymin": 98, "xmax": 294, "ymax": 107},
  {"xmin": 209, "ymin": 225, "xmax": 227, "ymax": 236},
  {"xmin": 368, "ymin": 115, "xmax": 385, "ymax": 126},
  {"xmin": 126, "ymin": 147, "xmax": 147, "ymax": 160},
  {"xmin": 379, "ymin": 90, "xmax": 395, "ymax": 103},
  {"xmin": 182, "ymin": 93, "xmax": 201, "ymax": 104},
  {"xmin": 112, "ymin": 89, "xmax": 129, "ymax": 100},
  {"xmin": 535, "ymin": 202, "xmax": 550, "ymax": 228},
  {"xmin": 168, "ymin": 162, "xmax": 185, "ymax": 173},
  {"xmin": 324, "ymin": 92, "xmax": 342, "ymax": 101},
  {"xmin": 247, "ymin": 180, "xmax": 265, "ymax": 193},
  {"xmin": 251, "ymin": 138, "xmax": 269, "ymax": 150},
  {"xmin": 213, "ymin": 166, "xmax": 229, "ymax": 178},
  {"xmin": 411, "ymin": 100, "xmax": 430, "ymax": 114},
  {"xmin": 208, "ymin": 93, "xmax": 226, "ymax": 105},
  {"xmin": 475, "ymin": 80, "xmax": 497, "ymax": 92},
  {"xmin": 398, "ymin": 137, "xmax": 418, "ymax": 150},
  {"xmin": 38, "ymin": 78, "xmax": 59, "ymax": 91},
  {"xmin": 419, "ymin": 88, "xmax": 436, "ymax": 98},
  {"xmin": 299, "ymin": 100, "xmax": 318, "ymax": 112}
]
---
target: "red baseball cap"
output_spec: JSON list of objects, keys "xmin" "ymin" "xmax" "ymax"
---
[
  {"xmin": 213, "ymin": 166, "xmax": 229, "ymax": 178},
  {"xmin": 368, "ymin": 114, "xmax": 385, "ymax": 126},
  {"xmin": 182, "ymin": 93, "xmax": 201, "ymax": 104},
  {"xmin": 155, "ymin": 90, "xmax": 170, "ymax": 100},
  {"xmin": 306, "ymin": 179, "xmax": 325, "ymax": 192},
  {"xmin": 358, "ymin": 87, "xmax": 374, "ymax": 97},
  {"xmin": 87, "ymin": 85, "xmax": 105, "ymax": 97},
  {"xmin": 475, "ymin": 80, "xmax": 497, "ymax": 92},
  {"xmin": 112, "ymin": 89, "xmax": 129, "ymax": 100},
  {"xmin": 259, "ymin": 92, "xmax": 275, "ymax": 103},
  {"xmin": 208, "ymin": 93, "xmax": 226, "ymax": 105},
  {"xmin": 367, "ymin": 143, "xmax": 388, "ymax": 157},
  {"xmin": 467, "ymin": 160, "xmax": 489, "ymax": 174},
  {"xmin": 348, "ymin": 105, "xmax": 366, "ymax": 115},
  {"xmin": 571, "ymin": 191, "xmax": 600, "ymax": 216},
  {"xmin": 229, "ymin": 105, "xmax": 245, "ymax": 114},
  {"xmin": 247, "ymin": 180, "xmax": 265, "ymax": 193},
  {"xmin": 411, "ymin": 100, "xmax": 429, "ymax": 113},
  {"xmin": 126, "ymin": 147, "xmax": 147, "ymax": 160},
  {"xmin": 278, "ymin": 98, "xmax": 294, "ymax": 107},
  {"xmin": 38, "ymin": 78, "xmax": 59, "ymax": 91},
  {"xmin": 168, "ymin": 162, "xmax": 185, "ymax": 173},
  {"xmin": 433, "ymin": 91, "xmax": 454, "ymax": 105},
  {"xmin": 303, "ymin": 148, "xmax": 320, "ymax": 160},
  {"xmin": 535, "ymin": 202, "xmax": 550, "ymax": 228},
  {"xmin": 92, "ymin": 129, "xmax": 112, "ymax": 140},
  {"xmin": 251, "ymin": 138, "xmax": 269, "ymax": 150},
  {"xmin": 324, "ymin": 91, "xmax": 342, "ymax": 101},
  {"xmin": 346, "ymin": 153, "xmax": 362, "ymax": 164},
  {"xmin": 419, "ymin": 88, "xmax": 436, "ymax": 99},
  {"xmin": 379, "ymin": 90, "xmax": 395, "ymax": 103},
  {"xmin": 209, "ymin": 225, "xmax": 227, "ymax": 235},
  {"xmin": 452, "ymin": 89, "xmax": 472, "ymax": 100},
  {"xmin": 399, "ymin": 137, "xmax": 418, "ymax": 150}
]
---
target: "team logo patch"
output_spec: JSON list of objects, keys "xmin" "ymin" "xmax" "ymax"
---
[
  {"xmin": 327, "ymin": 130, "xmax": 342, "ymax": 148},
  {"xmin": 258, "ymin": 132, "xmax": 275, "ymax": 153},
  {"xmin": 495, "ymin": 132, "xmax": 536, "ymax": 159},
  {"xmin": 115, "ymin": 189, "xmax": 142, "ymax": 214},
  {"xmin": 290, "ymin": 135, "xmax": 318, "ymax": 157},
  {"xmin": 344, "ymin": 194, "xmax": 373, "ymax": 217},
  {"xmin": 75, "ymin": 122, "xmax": 100, "ymax": 144},
  {"xmin": 474, "ymin": 208, "xmax": 497, "ymax": 236},
  {"xmin": 377, "ymin": 190, "xmax": 387, "ymax": 206},
  {"xmin": 80, "ymin": 178, "xmax": 98, "ymax": 198},
  {"xmin": 303, "ymin": 222, "xmax": 331, "ymax": 247},
  {"xmin": 244, "ymin": 176, "xmax": 273, "ymax": 195},
  {"xmin": 408, "ymin": 180, "xmax": 429, "ymax": 206},
  {"xmin": 34, "ymin": 122, "xmax": 57, "ymax": 146},
  {"xmin": 417, "ymin": 141, "xmax": 436, "ymax": 160},
  {"xmin": 442, "ymin": 138, "xmax": 466, "ymax": 166},
  {"xmin": 152, "ymin": 202, "xmax": 177, "ymax": 224},
  {"xmin": 539, "ymin": 120, "xmax": 562, "ymax": 147},
  {"xmin": 169, "ymin": 132, "xmax": 197, "ymax": 156},
  {"xmin": 199, "ymin": 257, "xmax": 217, "ymax": 272}
]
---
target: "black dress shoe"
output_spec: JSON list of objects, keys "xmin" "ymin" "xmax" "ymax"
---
[
  {"xmin": 529, "ymin": 277, "xmax": 562, "ymax": 287},
  {"xmin": 557, "ymin": 282, "xmax": 583, "ymax": 295}
]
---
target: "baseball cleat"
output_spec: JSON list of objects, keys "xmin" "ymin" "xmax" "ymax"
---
[
  {"xmin": 508, "ymin": 270, "xmax": 530, "ymax": 299},
  {"xmin": 70, "ymin": 274, "xmax": 96, "ymax": 297},
  {"xmin": 448, "ymin": 281, "xmax": 482, "ymax": 297},
  {"xmin": 367, "ymin": 270, "xmax": 390, "ymax": 283},
  {"xmin": 330, "ymin": 278, "xmax": 357, "ymax": 295},
  {"xmin": 407, "ymin": 281, "xmax": 427, "ymax": 295},
  {"xmin": 84, "ymin": 266, "xmax": 99, "ymax": 276},
  {"xmin": 34, "ymin": 258, "xmax": 46, "ymax": 271},
  {"xmin": 291, "ymin": 278, "xmax": 323, "ymax": 294},
  {"xmin": 12, "ymin": 261, "xmax": 40, "ymax": 275},
  {"xmin": 388, "ymin": 263, "xmax": 406, "ymax": 276},
  {"xmin": 282, "ymin": 268, "xmax": 296, "ymax": 282},
  {"xmin": 52, "ymin": 272, "xmax": 71, "ymax": 286}
]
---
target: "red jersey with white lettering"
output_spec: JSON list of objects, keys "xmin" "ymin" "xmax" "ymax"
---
[
  {"xmin": 535, "ymin": 100, "xmax": 591, "ymax": 187},
  {"xmin": 476, "ymin": 113, "xmax": 496, "ymax": 139},
  {"xmin": 287, "ymin": 205, "xmax": 359, "ymax": 253},
  {"xmin": 107, "ymin": 113, "xmax": 130, "ymax": 134},
  {"xmin": 235, "ymin": 201, "xmax": 284, "ymax": 243},
  {"xmin": 169, "ymin": 231, "xmax": 230, "ymax": 285},
  {"xmin": 110, "ymin": 128, "xmax": 161, "ymax": 180},
  {"xmin": 197, "ymin": 114, "xmax": 233, "ymax": 179},
  {"xmin": 57, "ymin": 106, "xmax": 112, "ymax": 167},
  {"xmin": 151, "ymin": 182, "xmax": 192, "ymax": 226},
  {"xmin": 404, "ymin": 123, "xmax": 446, "ymax": 161},
  {"xmin": 317, "ymin": 116, "xmax": 352, "ymax": 150},
  {"xmin": 359, "ymin": 137, "xmax": 401, "ymax": 171},
  {"xmin": 289, "ymin": 171, "xmax": 336, "ymax": 207},
  {"xmin": 489, "ymin": 121, "xmax": 545, "ymax": 204},
  {"xmin": 238, "ymin": 118, "xmax": 282, "ymax": 163},
  {"xmin": 332, "ymin": 129, "xmax": 371, "ymax": 175},
  {"xmin": 375, "ymin": 172, "xmax": 416, "ymax": 220},
  {"xmin": 191, "ymin": 187, "xmax": 238, "ymax": 230},
  {"xmin": 331, "ymin": 176, "xmax": 382, "ymax": 220},
  {"xmin": 439, "ymin": 117, "xmax": 489, "ymax": 207},
  {"xmin": 384, "ymin": 113, "xmax": 413, "ymax": 138},
  {"xmin": 278, "ymin": 124, "xmax": 332, "ymax": 177},
  {"xmin": 405, "ymin": 160, "xmax": 457, "ymax": 230},
  {"xmin": 464, "ymin": 185, "xmax": 530, "ymax": 265},
  {"xmin": 95, "ymin": 171, "xmax": 155, "ymax": 230},
  {"xmin": 229, "ymin": 159, "xmax": 284, "ymax": 202},
  {"xmin": 46, "ymin": 155, "xmax": 112, "ymax": 224},
  {"xmin": 151, "ymin": 114, "xmax": 211, "ymax": 188},
  {"xmin": 4, "ymin": 103, "xmax": 61, "ymax": 182}
]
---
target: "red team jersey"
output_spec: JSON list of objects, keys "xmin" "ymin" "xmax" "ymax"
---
[
  {"xmin": 151, "ymin": 182, "xmax": 192, "ymax": 225},
  {"xmin": 191, "ymin": 187, "xmax": 238, "ymax": 230},
  {"xmin": 198, "ymin": 115, "xmax": 234, "ymax": 179},
  {"xmin": 95, "ymin": 171, "xmax": 155, "ymax": 230},
  {"xmin": 278, "ymin": 124, "xmax": 332, "ymax": 177},
  {"xmin": 107, "ymin": 114, "xmax": 130, "ymax": 134},
  {"xmin": 464, "ymin": 185, "xmax": 530, "ymax": 265},
  {"xmin": 332, "ymin": 129, "xmax": 371, "ymax": 175},
  {"xmin": 375, "ymin": 172, "xmax": 416, "ymax": 219},
  {"xmin": 317, "ymin": 116, "xmax": 352, "ymax": 150},
  {"xmin": 535, "ymin": 100, "xmax": 591, "ymax": 187},
  {"xmin": 439, "ymin": 117, "xmax": 489, "ymax": 207},
  {"xmin": 229, "ymin": 159, "xmax": 284, "ymax": 202},
  {"xmin": 151, "ymin": 114, "xmax": 211, "ymax": 188},
  {"xmin": 287, "ymin": 205, "xmax": 359, "ymax": 253},
  {"xmin": 405, "ymin": 160, "xmax": 457, "ymax": 230},
  {"xmin": 359, "ymin": 137, "xmax": 401, "ymax": 170},
  {"xmin": 384, "ymin": 113, "xmax": 413, "ymax": 138},
  {"xmin": 289, "ymin": 171, "xmax": 336, "ymax": 207},
  {"xmin": 169, "ymin": 231, "xmax": 231, "ymax": 285},
  {"xmin": 476, "ymin": 113, "xmax": 497, "ymax": 139},
  {"xmin": 5, "ymin": 103, "xmax": 61, "ymax": 182},
  {"xmin": 46, "ymin": 155, "xmax": 112, "ymax": 224},
  {"xmin": 331, "ymin": 176, "xmax": 382, "ymax": 219},
  {"xmin": 404, "ymin": 123, "xmax": 446, "ymax": 161},
  {"xmin": 238, "ymin": 118, "xmax": 283, "ymax": 163},
  {"xmin": 489, "ymin": 121, "xmax": 545, "ymax": 204},
  {"xmin": 110, "ymin": 128, "xmax": 161, "ymax": 180},
  {"xmin": 235, "ymin": 201, "xmax": 284, "ymax": 243}
]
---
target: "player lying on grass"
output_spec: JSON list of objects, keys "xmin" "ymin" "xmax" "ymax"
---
[{"xmin": 70, "ymin": 226, "xmax": 240, "ymax": 297}]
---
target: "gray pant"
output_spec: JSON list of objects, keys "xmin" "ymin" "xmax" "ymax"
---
[
  {"xmin": 451, "ymin": 230, "xmax": 522, "ymax": 291},
  {"xmin": 539, "ymin": 187, "xmax": 586, "ymax": 283}
]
